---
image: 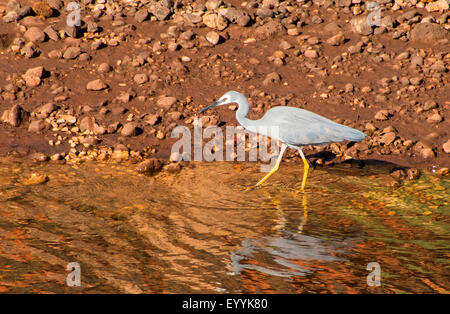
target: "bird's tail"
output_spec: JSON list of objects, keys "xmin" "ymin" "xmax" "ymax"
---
[{"xmin": 343, "ymin": 127, "xmax": 366, "ymax": 142}]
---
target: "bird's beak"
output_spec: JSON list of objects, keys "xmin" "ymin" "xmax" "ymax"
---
[{"xmin": 199, "ymin": 100, "xmax": 221, "ymax": 114}]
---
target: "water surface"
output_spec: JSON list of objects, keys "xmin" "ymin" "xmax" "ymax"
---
[{"xmin": 0, "ymin": 157, "xmax": 448, "ymax": 293}]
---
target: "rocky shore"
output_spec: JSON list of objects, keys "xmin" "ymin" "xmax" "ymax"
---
[{"xmin": 0, "ymin": 0, "xmax": 448, "ymax": 171}]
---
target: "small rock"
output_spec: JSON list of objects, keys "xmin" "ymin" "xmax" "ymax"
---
[
  {"xmin": 24, "ymin": 66, "xmax": 45, "ymax": 79},
  {"xmin": 63, "ymin": 46, "xmax": 81, "ymax": 59},
  {"xmin": 136, "ymin": 159, "xmax": 163, "ymax": 174},
  {"xmin": 410, "ymin": 55, "xmax": 424, "ymax": 66},
  {"xmin": 407, "ymin": 168, "xmax": 421, "ymax": 180},
  {"xmin": 205, "ymin": 31, "xmax": 221, "ymax": 45},
  {"xmin": 24, "ymin": 27, "xmax": 46, "ymax": 43},
  {"xmin": 134, "ymin": 73, "xmax": 149, "ymax": 85},
  {"xmin": 157, "ymin": 96, "xmax": 177, "ymax": 108},
  {"xmin": 98, "ymin": 63, "xmax": 112, "ymax": 73},
  {"xmin": 22, "ymin": 173, "xmax": 48, "ymax": 185},
  {"xmin": 145, "ymin": 114, "xmax": 161, "ymax": 126},
  {"xmin": 237, "ymin": 14, "xmax": 251, "ymax": 27},
  {"xmin": 426, "ymin": 0, "xmax": 449, "ymax": 12},
  {"xmin": 256, "ymin": 7, "xmax": 273, "ymax": 19},
  {"xmin": 380, "ymin": 132, "xmax": 396, "ymax": 145},
  {"xmin": 32, "ymin": 1, "xmax": 53, "ymax": 18},
  {"xmin": 375, "ymin": 110, "xmax": 390, "ymax": 121},
  {"xmin": 255, "ymin": 20, "xmax": 284, "ymax": 39},
  {"xmin": 79, "ymin": 117, "xmax": 105, "ymax": 135},
  {"xmin": 443, "ymin": 140, "xmax": 450, "ymax": 154},
  {"xmin": 203, "ymin": 13, "xmax": 228, "ymax": 31},
  {"xmin": 152, "ymin": 5, "xmax": 171, "ymax": 21},
  {"xmin": 423, "ymin": 100, "xmax": 438, "ymax": 111},
  {"xmin": 390, "ymin": 168, "xmax": 407, "ymax": 181},
  {"xmin": 121, "ymin": 122, "xmax": 141, "ymax": 137},
  {"xmin": 304, "ymin": 49, "xmax": 318, "ymax": 59},
  {"xmin": 327, "ymin": 32, "xmax": 345, "ymax": 46},
  {"xmin": 1, "ymin": 105, "xmax": 26, "ymax": 127},
  {"xmin": 167, "ymin": 162, "xmax": 182, "ymax": 173},
  {"xmin": 134, "ymin": 9, "xmax": 149, "ymax": 23},
  {"xmin": 427, "ymin": 113, "xmax": 443, "ymax": 124},
  {"xmin": 43, "ymin": 25, "xmax": 59, "ymax": 41},
  {"xmin": 262, "ymin": 72, "xmax": 281, "ymax": 86},
  {"xmin": 345, "ymin": 83, "xmax": 354, "ymax": 93},
  {"xmin": 28, "ymin": 119, "xmax": 46, "ymax": 133},
  {"xmin": 86, "ymin": 79, "xmax": 107, "ymax": 91},
  {"xmin": 37, "ymin": 102, "xmax": 58, "ymax": 118},
  {"xmin": 29, "ymin": 152, "xmax": 49, "ymax": 163},
  {"xmin": 65, "ymin": 25, "xmax": 81, "ymax": 38}
]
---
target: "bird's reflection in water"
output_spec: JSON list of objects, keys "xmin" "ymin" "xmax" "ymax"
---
[{"xmin": 231, "ymin": 192, "xmax": 349, "ymax": 278}]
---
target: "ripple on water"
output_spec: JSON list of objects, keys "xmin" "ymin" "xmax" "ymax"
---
[{"xmin": 0, "ymin": 157, "xmax": 448, "ymax": 293}]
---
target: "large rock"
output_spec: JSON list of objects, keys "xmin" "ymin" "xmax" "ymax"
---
[{"xmin": 410, "ymin": 23, "xmax": 449, "ymax": 42}]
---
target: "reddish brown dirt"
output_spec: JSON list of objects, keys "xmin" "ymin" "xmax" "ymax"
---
[{"xmin": 0, "ymin": 0, "xmax": 448, "ymax": 170}]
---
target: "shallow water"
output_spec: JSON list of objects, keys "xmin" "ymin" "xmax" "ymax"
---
[{"xmin": 0, "ymin": 157, "xmax": 448, "ymax": 293}]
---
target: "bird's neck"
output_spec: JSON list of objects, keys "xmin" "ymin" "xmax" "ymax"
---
[{"xmin": 235, "ymin": 96, "xmax": 250, "ymax": 127}]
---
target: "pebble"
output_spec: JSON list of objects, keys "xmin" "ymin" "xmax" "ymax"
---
[
  {"xmin": 98, "ymin": 63, "xmax": 112, "ymax": 73},
  {"xmin": 407, "ymin": 168, "xmax": 421, "ymax": 180},
  {"xmin": 121, "ymin": 122, "xmax": 140, "ymax": 137},
  {"xmin": 379, "ymin": 132, "xmax": 396, "ymax": 145},
  {"xmin": 203, "ymin": 13, "xmax": 228, "ymax": 31},
  {"xmin": 86, "ymin": 79, "xmax": 107, "ymax": 91},
  {"xmin": 327, "ymin": 33, "xmax": 345, "ymax": 46},
  {"xmin": 426, "ymin": 113, "xmax": 443, "ymax": 124},
  {"xmin": 32, "ymin": 1, "xmax": 53, "ymax": 18},
  {"xmin": 134, "ymin": 9, "xmax": 149, "ymax": 23},
  {"xmin": 24, "ymin": 27, "xmax": 46, "ymax": 43},
  {"xmin": 443, "ymin": 140, "xmax": 450, "ymax": 154},
  {"xmin": 1, "ymin": 105, "xmax": 26, "ymax": 127},
  {"xmin": 63, "ymin": 46, "xmax": 81, "ymax": 59},
  {"xmin": 157, "ymin": 96, "xmax": 177, "ymax": 108},
  {"xmin": 206, "ymin": 31, "xmax": 221, "ymax": 45},
  {"xmin": 375, "ymin": 110, "xmax": 390, "ymax": 121},
  {"xmin": 262, "ymin": 72, "xmax": 281, "ymax": 86},
  {"xmin": 134, "ymin": 73, "xmax": 149, "ymax": 85},
  {"xmin": 28, "ymin": 119, "xmax": 46, "ymax": 133},
  {"xmin": 136, "ymin": 159, "xmax": 163, "ymax": 174},
  {"xmin": 29, "ymin": 152, "xmax": 49, "ymax": 163},
  {"xmin": 22, "ymin": 173, "xmax": 49, "ymax": 185}
]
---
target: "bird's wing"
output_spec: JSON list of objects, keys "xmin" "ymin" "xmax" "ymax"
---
[{"xmin": 261, "ymin": 107, "xmax": 365, "ymax": 146}]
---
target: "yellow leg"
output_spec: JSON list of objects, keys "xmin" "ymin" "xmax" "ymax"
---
[
  {"xmin": 298, "ymin": 149, "xmax": 310, "ymax": 191},
  {"xmin": 256, "ymin": 144, "xmax": 287, "ymax": 186}
]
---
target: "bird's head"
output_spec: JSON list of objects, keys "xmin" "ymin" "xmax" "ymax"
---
[{"xmin": 199, "ymin": 91, "xmax": 242, "ymax": 114}]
